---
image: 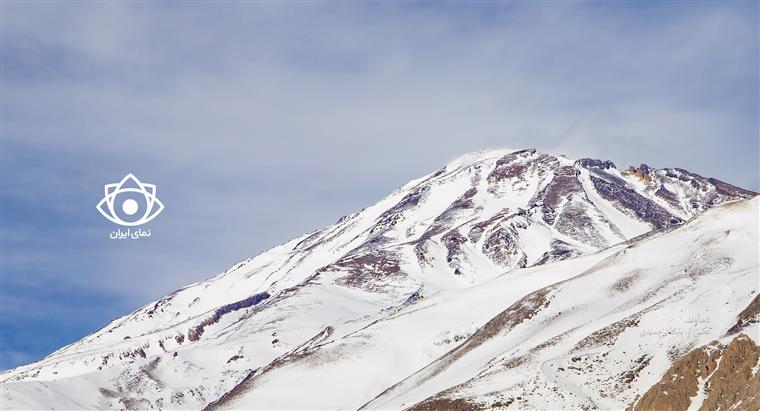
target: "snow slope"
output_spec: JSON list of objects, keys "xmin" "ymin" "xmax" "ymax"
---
[
  {"xmin": 361, "ymin": 198, "xmax": 759, "ymax": 410},
  {"xmin": 1, "ymin": 148, "xmax": 756, "ymax": 410}
]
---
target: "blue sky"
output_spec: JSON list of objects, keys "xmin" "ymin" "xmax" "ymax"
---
[{"xmin": 1, "ymin": 2, "xmax": 758, "ymax": 370}]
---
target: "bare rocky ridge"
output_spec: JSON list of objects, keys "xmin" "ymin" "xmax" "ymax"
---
[
  {"xmin": 632, "ymin": 334, "xmax": 760, "ymax": 411},
  {"xmin": 727, "ymin": 294, "xmax": 760, "ymax": 336},
  {"xmin": 1, "ymin": 148, "xmax": 756, "ymax": 410}
]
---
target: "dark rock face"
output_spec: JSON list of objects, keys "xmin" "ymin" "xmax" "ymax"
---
[
  {"xmin": 488, "ymin": 153, "xmax": 530, "ymax": 184},
  {"xmin": 589, "ymin": 175, "xmax": 683, "ymax": 230},
  {"xmin": 533, "ymin": 240, "xmax": 581, "ymax": 266},
  {"xmin": 442, "ymin": 229, "xmax": 468, "ymax": 274},
  {"xmin": 482, "ymin": 227, "xmax": 527, "ymax": 269},
  {"xmin": 537, "ymin": 166, "xmax": 584, "ymax": 209},
  {"xmin": 332, "ymin": 251, "xmax": 405, "ymax": 292},
  {"xmin": 413, "ymin": 187, "xmax": 478, "ymax": 267},
  {"xmin": 487, "ymin": 149, "xmax": 558, "ymax": 188},
  {"xmin": 654, "ymin": 185, "xmax": 681, "ymax": 209},
  {"xmin": 554, "ymin": 199, "xmax": 611, "ymax": 248},
  {"xmin": 448, "ymin": 187, "xmax": 478, "ymax": 211},
  {"xmin": 425, "ymin": 188, "xmax": 478, "ymax": 238},
  {"xmin": 531, "ymin": 165, "xmax": 585, "ymax": 225},
  {"xmin": 667, "ymin": 168, "xmax": 708, "ymax": 190},
  {"xmin": 467, "ymin": 210, "xmax": 510, "ymax": 243},
  {"xmin": 576, "ymin": 158, "xmax": 616, "ymax": 170},
  {"xmin": 413, "ymin": 189, "xmax": 478, "ymax": 268},
  {"xmin": 187, "ymin": 292, "xmax": 270, "ymax": 342},
  {"xmin": 373, "ymin": 186, "xmax": 429, "ymax": 233},
  {"xmin": 708, "ymin": 177, "xmax": 757, "ymax": 198},
  {"xmin": 403, "ymin": 149, "xmax": 754, "ymax": 272}
]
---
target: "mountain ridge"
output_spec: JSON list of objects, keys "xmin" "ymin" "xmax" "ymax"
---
[{"xmin": 1, "ymin": 148, "xmax": 756, "ymax": 410}]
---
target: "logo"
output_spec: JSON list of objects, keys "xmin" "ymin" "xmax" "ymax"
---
[{"xmin": 97, "ymin": 173, "xmax": 165, "ymax": 226}]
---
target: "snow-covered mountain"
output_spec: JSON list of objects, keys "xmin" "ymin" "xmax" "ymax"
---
[{"xmin": 2, "ymin": 148, "xmax": 757, "ymax": 410}]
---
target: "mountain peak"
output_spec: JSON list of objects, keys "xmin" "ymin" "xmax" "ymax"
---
[{"xmin": 1, "ymin": 149, "xmax": 756, "ymax": 410}]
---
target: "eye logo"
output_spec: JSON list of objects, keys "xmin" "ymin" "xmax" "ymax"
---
[{"xmin": 97, "ymin": 173, "xmax": 165, "ymax": 226}]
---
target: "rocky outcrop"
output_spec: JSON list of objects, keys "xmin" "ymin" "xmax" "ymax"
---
[
  {"xmin": 632, "ymin": 334, "xmax": 760, "ymax": 411},
  {"xmin": 532, "ymin": 239, "xmax": 581, "ymax": 266},
  {"xmin": 554, "ymin": 197, "xmax": 611, "ymax": 247},
  {"xmin": 625, "ymin": 164, "xmax": 654, "ymax": 184},
  {"xmin": 727, "ymin": 294, "xmax": 760, "ymax": 335},
  {"xmin": 576, "ymin": 158, "xmax": 616, "ymax": 170},
  {"xmin": 487, "ymin": 149, "xmax": 558, "ymax": 191},
  {"xmin": 187, "ymin": 292, "xmax": 270, "ymax": 342},
  {"xmin": 708, "ymin": 177, "xmax": 758, "ymax": 199},
  {"xmin": 482, "ymin": 226, "xmax": 527, "ymax": 269},
  {"xmin": 408, "ymin": 396, "xmax": 483, "ymax": 411},
  {"xmin": 332, "ymin": 251, "xmax": 406, "ymax": 292},
  {"xmin": 531, "ymin": 165, "xmax": 585, "ymax": 225},
  {"xmin": 487, "ymin": 149, "xmax": 536, "ymax": 183},
  {"xmin": 373, "ymin": 186, "xmax": 429, "ymax": 233},
  {"xmin": 589, "ymin": 175, "xmax": 683, "ymax": 230}
]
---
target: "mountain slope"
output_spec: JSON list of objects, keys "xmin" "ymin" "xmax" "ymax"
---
[
  {"xmin": 196, "ymin": 198, "xmax": 758, "ymax": 410},
  {"xmin": 1, "ymin": 148, "xmax": 756, "ymax": 410}
]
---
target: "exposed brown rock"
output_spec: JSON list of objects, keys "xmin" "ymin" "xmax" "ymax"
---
[
  {"xmin": 698, "ymin": 334, "xmax": 760, "ymax": 411},
  {"xmin": 620, "ymin": 354, "xmax": 651, "ymax": 384},
  {"xmin": 632, "ymin": 334, "xmax": 760, "ymax": 411},
  {"xmin": 726, "ymin": 293, "xmax": 760, "ymax": 335},
  {"xmin": 332, "ymin": 251, "xmax": 404, "ymax": 292},
  {"xmin": 573, "ymin": 313, "xmax": 641, "ymax": 351},
  {"xmin": 487, "ymin": 152, "xmax": 531, "ymax": 183},
  {"xmin": 407, "ymin": 396, "xmax": 484, "ymax": 411},
  {"xmin": 625, "ymin": 164, "xmax": 653, "ymax": 184},
  {"xmin": 486, "ymin": 149, "xmax": 559, "ymax": 190},
  {"xmin": 633, "ymin": 341, "xmax": 722, "ymax": 411},
  {"xmin": 541, "ymin": 166, "xmax": 583, "ymax": 208}
]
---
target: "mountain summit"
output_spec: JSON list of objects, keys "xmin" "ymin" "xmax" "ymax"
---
[{"xmin": 2, "ymin": 148, "xmax": 757, "ymax": 410}]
